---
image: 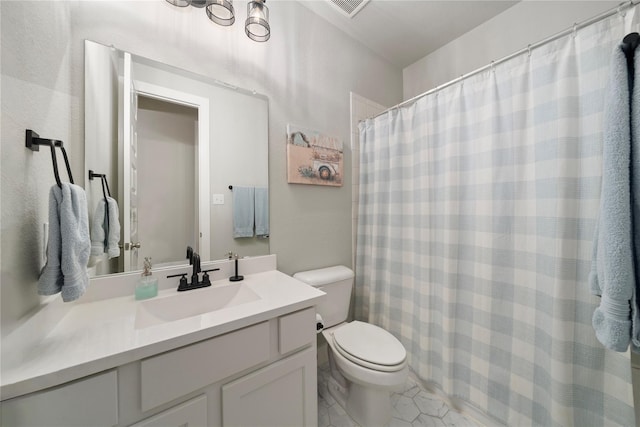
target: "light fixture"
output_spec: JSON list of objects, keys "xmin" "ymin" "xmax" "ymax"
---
[
  {"xmin": 245, "ymin": 0, "xmax": 270, "ymax": 42},
  {"xmin": 165, "ymin": 0, "xmax": 269, "ymax": 42},
  {"xmin": 165, "ymin": 0, "xmax": 190, "ymax": 7},
  {"xmin": 206, "ymin": 0, "xmax": 235, "ymax": 26}
]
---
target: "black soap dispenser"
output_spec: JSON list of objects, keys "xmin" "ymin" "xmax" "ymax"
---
[{"xmin": 229, "ymin": 252, "xmax": 244, "ymax": 282}]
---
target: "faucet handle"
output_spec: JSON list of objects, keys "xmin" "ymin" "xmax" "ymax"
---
[
  {"xmin": 167, "ymin": 273, "xmax": 189, "ymax": 291},
  {"xmin": 200, "ymin": 268, "xmax": 220, "ymax": 286}
]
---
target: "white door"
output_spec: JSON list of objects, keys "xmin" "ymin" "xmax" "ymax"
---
[
  {"xmin": 120, "ymin": 57, "xmax": 210, "ymax": 270},
  {"xmin": 122, "ymin": 52, "xmax": 140, "ymax": 271},
  {"xmin": 133, "ymin": 80, "xmax": 211, "ymax": 262}
]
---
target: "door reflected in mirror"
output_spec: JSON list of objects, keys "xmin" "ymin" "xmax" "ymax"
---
[
  {"xmin": 85, "ymin": 40, "xmax": 269, "ymax": 277},
  {"xmin": 136, "ymin": 97, "xmax": 198, "ymax": 270}
]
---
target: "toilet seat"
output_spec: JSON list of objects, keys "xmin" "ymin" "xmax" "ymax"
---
[{"xmin": 332, "ymin": 321, "xmax": 406, "ymax": 372}]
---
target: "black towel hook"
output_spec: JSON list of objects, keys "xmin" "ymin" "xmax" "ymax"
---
[
  {"xmin": 88, "ymin": 170, "xmax": 111, "ymax": 197},
  {"xmin": 88, "ymin": 169, "xmax": 112, "ymax": 250},
  {"xmin": 26, "ymin": 129, "xmax": 74, "ymax": 188},
  {"xmin": 622, "ymin": 32, "xmax": 639, "ymax": 59}
]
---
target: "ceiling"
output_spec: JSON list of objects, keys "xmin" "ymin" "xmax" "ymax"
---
[{"xmin": 298, "ymin": 0, "xmax": 520, "ymax": 68}]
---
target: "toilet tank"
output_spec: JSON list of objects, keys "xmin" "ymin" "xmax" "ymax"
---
[{"xmin": 293, "ymin": 266, "xmax": 354, "ymax": 328}]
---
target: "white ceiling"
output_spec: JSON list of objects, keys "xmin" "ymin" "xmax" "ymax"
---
[{"xmin": 298, "ymin": 0, "xmax": 520, "ymax": 68}]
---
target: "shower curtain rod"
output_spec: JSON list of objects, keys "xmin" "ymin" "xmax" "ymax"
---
[{"xmin": 369, "ymin": 0, "xmax": 639, "ymax": 120}]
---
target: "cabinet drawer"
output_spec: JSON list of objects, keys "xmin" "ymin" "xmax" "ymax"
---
[
  {"xmin": 0, "ymin": 370, "xmax": 118, "ymax": 427},
  {"xmin": 141, "ymin": 321, "xmax": 269, "ymax": 411},
  {"xmin": 132, "ymin": 395, "xmax": 207, "ymax": 427},
  {"xmin": 278, "ymin": 307, "xmax": 315, "ymax": 354}
]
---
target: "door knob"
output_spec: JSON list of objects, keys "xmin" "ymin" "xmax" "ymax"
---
[{"xmin": 124, "ymin": 242, "xmax": 141, "ymax": 250}]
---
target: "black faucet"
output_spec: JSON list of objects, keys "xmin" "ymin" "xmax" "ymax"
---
[
  {"xmin": 166, "ymin": 249, "xmax": 220, "ymax": 291},
  {"xmin": 191, "ymin": 253, "xmax": 201, "ymax": 287}
]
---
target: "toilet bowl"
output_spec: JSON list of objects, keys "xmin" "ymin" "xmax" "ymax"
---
[
  {"xmin": 322, "ymin": 321, "xmax": 408, "ymax": 426},
  {"xmin": 293, "ymin": 266, "xmax": 409, "ymax": 426}
]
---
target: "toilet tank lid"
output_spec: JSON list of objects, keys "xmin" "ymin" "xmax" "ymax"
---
[{"xmin": 293, "ymin": 265, "xmax": 354, "ymax": 286}]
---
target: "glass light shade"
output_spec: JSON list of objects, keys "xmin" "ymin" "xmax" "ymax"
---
[
  {"xmin": 165, "ymin": 0, "xmax": 191, "ymax": 7},
  {"xmin": 245, "ymin": 0, "xmax": 270, "ymax": 42},
  {"xmin": 190, "ymin": 0, "xmax": 209, "ymax": 8},
  {"xmin": 206, "ymin": 0, "xmax": 235, "ymax": 26}
]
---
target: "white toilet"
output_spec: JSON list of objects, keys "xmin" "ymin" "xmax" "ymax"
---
[{"xmin": 293, "ymin": 266, "xmax": 408, "ymax": 427}]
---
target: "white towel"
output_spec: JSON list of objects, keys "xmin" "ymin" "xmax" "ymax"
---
[
  {"xmin": 38, "ymin": 183, "xmax": 91, "ymax": 302},
  {"xmin": 91, "ymin": 197, "xmax": 121, "ymax": 259},
  {"xmin": 254, "ymin": 187, "xmax": 269, "ymax": 238},
  {"xmin": 233, "ymin": 187, "xmax": 255, "ymax": 238}
]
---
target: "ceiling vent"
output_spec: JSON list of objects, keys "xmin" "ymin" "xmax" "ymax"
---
[{"xmin": 327, "ymin": 0, "xmax": 370, "ymax": 18}]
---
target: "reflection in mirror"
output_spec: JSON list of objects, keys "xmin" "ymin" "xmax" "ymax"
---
[
  {"xmin": 137, "ymin": 97, "xmax": 198, "ymax": 269},
  {"xmin": 84, "ymin": 40, "xmax": 269, "ymax": 277}
]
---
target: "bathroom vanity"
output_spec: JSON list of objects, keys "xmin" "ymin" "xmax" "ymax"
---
[{"xmin": 0, "ymin": 255, "xmax": 324, "ymax": 427}]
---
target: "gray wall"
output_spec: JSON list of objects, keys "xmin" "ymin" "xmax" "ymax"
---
[
  {"xmin": 0, "ymin": 1, "xmax": 402, "ymax": 335},
  {"xmin": 403, "ymin": 1, "xmax": 620, "ymax": 99}
]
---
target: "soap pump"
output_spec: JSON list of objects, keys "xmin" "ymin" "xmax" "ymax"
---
[
  {"xmin": 229, "ymin": 252, "xmax": 244, "ymax": 282},
  {"xmin": 135, "ymin": 257, "xmax": 159, "ymax": 300}
]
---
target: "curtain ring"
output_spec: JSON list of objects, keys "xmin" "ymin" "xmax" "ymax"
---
[
  {"xmin": 527, "ymin": 44, "xmax": 532, "ymax": 57},
  {"xmin": 572, "ymin": 23, "xmax": 578, "ymax": 38},
  {"xmin": 490, "ymin": 61, "xmax": 495, "ymax": 73},
  {"xmin": 618, "ymin": 5, "xmax": 626, "ymax": 18}
]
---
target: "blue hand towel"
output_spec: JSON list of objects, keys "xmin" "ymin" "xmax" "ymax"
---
[
  {"xmin": 631, "ymin": 44, "xmax": 640, "ymax": 352},
  {"xmin": 38, "ymin": 183, "xmax": 91, "ymax": 302},
  {"xmin": 254, "ymin": 187, "xmax": 269, "ymax": 238},
  {"xmin": 90, "ymin": 198, "xmax": 107, "ymax": 256},
  {"xmin": 589, "ymin": 45, "xmax": 637, "ymax": 352},
  {"xmin": 233, "ymin": 187, "xmax": 255, "ymax": 238},
  {"xmin": 90, "ymin": 197, "xmax": 121, "ymax": 259},
  {"xmin": 106, "ymin": 197, "xmax": 121, "ymax": 259}
]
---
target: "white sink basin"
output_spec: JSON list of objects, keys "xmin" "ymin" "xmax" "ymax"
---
[{"xmin": 135, "ymin": 283, "xmax": 261, "ymax": 329}]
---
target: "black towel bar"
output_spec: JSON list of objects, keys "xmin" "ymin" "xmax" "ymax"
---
[
  {"xmin": 88, "ymin": 170, "xmax": 111, "ymax": 197},
  {"xmin": 88, "ymin": 169, "xmax": 112, "ymax": 249},
  {"xmin": 26, "ymin": 129, "xmax": 74, "ymax": 188}
]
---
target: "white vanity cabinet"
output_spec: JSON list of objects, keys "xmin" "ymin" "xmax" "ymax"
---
[
  {"xmin": 1, "ymin": 307, "xmax": 318, "ymax": 427},
  {"xmin": 222, "ymin": 307, "xmax": 318, "ymax": 427}
]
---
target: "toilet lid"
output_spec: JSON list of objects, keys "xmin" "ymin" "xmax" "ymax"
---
[{"xmin": 332, "ymin": 321, "xmax": 406, "ymax": 368}]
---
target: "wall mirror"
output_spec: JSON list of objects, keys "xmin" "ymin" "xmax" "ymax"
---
[{"xmin": 84, "ymin": 40, "xmax": 269, "ymax": 277}]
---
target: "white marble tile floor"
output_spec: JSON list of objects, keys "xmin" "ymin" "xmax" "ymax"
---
[{"xmin": 317, "ymin": 364, "xmax": 481, "ymax": 427}]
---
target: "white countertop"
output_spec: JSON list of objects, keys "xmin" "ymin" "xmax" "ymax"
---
[{"xmin": 1, "ymin": 256, "xmax": 325, "ymax": 400}]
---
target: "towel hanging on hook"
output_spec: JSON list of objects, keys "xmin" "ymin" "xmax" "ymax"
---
[
  {"xmin": 88, "ymin": 170, "xmax": 113, "ymax": 254},
  {"xmin": 25, "ymin": 129, "xmax": 74, "ymax": 188}
]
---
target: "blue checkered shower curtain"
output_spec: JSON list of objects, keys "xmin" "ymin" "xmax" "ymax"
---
[{"xmin": 355, "ymin": 10, "xmax": 637, "ymax": 427}]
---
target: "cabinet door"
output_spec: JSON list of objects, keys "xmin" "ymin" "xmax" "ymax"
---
[
  {"xmin": 222, "ymin": 347, "xmax": 317, "ymax": 427},
  {"xmin": 0, "ymin": 370, "xmax": 118, "ymax": 427},
  {"xmin": 132, "ymin": 395, "xmax": 207, "ymax": 427}
]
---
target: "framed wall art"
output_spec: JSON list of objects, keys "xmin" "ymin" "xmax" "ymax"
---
[{"xmin": 286, "ymin": 124, "xmax": 343, "ymax": 187}]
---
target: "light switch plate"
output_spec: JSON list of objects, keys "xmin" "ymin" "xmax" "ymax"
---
[{"xmin": 212, "ymin": 194, "xmax": 224, "ymax": 205}]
